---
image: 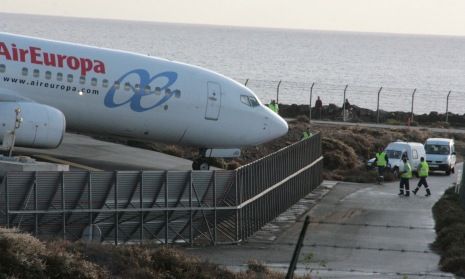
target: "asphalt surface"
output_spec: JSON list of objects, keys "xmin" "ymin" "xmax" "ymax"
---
[
  {"xmin": 185, "ymin": 168, "xmax": 459, "ymax": 278},
  {"xmin": 14, "ymin": 132, "xmax": 194, "ymax": 171}
]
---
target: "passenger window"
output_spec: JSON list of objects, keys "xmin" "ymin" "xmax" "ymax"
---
[
  {"xmin": 79, "ymin": 76, "xmax": 86, "ymax": 84},
  {"xmin": 33, "ymin": 69, "xmax": 39, "ymax": 78},
  {"xmin": 165, "ymin": 88, "xmax": 171, "ymax": 95},
  {"xmin": 102, "ymin": 79, "xmax": 109, "ymax": 88},
  {"xmin": 67, "ymin": 74, "xmax": 73, "ymax": 83},
  {"xmin": 154, "ymin": 87, "xmax": 161, "ymax": 95},
  {"xmin": 0, "ymin": 64, "xmax": 5, "ymax": 73},
  {"xmin": 413, "ymin": 149, "xmax": 418, "ymax": 159},
  {"xmin": 91, "ymin": 78, "xmax": 97, "ymax": 86},
  {"xmin": 22, "ymin": 67, "xmax": 28, "ymax": 76},
  {"xmin": 124, "ymin": 82, "xmax": 130, "ymax": 91},
  {"xmin": 113, "ymin": 81, "xmax": 120, "ymax": 89},
  {"xmin": 45, "ymin": 71, "xmax": 52, "ymax": 80},
  {"xmin": 57, "ymin": 73, "xmax": 63, "ymax": 81},
  {"xmin": 135, "ymin": 84, "xmax": 140, "ymax": 90},
  {"xmin": 144, "ymin": 85, "xmax": 151, "ymax": 94},
  {"xmin": 174, "ymin": 89, "xmax": 181, "ymax": 98}
]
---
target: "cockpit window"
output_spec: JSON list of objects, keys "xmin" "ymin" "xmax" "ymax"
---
[{"xmin": 240, "ymin": 95, "xmax": 260, "ymax": 107}]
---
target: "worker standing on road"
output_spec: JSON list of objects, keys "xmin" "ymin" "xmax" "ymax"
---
[
  {"xmin": 268, "ymin": 100, "xmax": 279, "ymax": 114},
  {"xmin": 413, "ymin": 157, "xmax": 431, "ymax": 197},
  {"xmin": 315, "ymin": 96, "xmax": 323, "ymax": 119},
  {"xmin": 374, "ymin": 146, "xmax": 389, "ymax": 184},
  {"xmin": 302, "ymin": 131, "xmax": 311, "ymax": 140},
  {"xmin": 399, "ymin": 156, "xmax": 412, "ymax": 197}
]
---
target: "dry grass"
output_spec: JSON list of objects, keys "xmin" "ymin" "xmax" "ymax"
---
[
  {"xmin": 432, "ymin": 187, "xmax": 465, "ymax": 276},
  {"xmin": 117, "ymin": 116, "xmax": 465, "ymax": 182},
  {"xmin": 0, "ymin": 228, "xmax": 313, "ymax": 279},
  {"xmin": 0, "ymin": 228, "xmax": 106, "ymax": 279}
]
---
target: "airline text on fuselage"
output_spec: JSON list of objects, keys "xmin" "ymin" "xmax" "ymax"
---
[{"xmin": 0, "ymin": 42, "xmax": 106, "ymax": 76}]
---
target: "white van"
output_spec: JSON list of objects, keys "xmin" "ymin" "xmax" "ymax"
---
[
  {"xmin": 424, "ymin": 138, "xmax": 456, "ymax": 175},
  {"xmin": 383, "ymin": 141, "xmax": 426, "ymax": 177}
]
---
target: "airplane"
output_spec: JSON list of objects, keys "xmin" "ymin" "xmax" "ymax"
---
[{"xmin": 0, "ymin": 32, "xmax": 288, "ymax": 170}]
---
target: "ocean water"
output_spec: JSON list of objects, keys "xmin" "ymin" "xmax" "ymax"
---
[{"xmin": 2, "ymin": 13, "xmax": 465, "ymax": 113}]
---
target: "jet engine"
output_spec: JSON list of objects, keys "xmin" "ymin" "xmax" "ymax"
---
[{"xmin": 0, "ymin": 102, "xmax": 66, "ymax": 148}]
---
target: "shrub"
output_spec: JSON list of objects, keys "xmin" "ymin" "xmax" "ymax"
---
[
  {"xmin": 432, "ymin": 192, "xmax": 465, "ymax": 232},
  {"xmin": 432, "ymin": 186, "xmax": 465, "ymax": 277},
  {"xmin": 0, "ymin": 229, "xmax": 105, "ymax": 279}
]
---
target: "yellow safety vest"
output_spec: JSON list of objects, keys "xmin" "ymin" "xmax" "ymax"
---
[
  {"xmin": 268, "ymin": 103, "xmax": 278, "ymax": 113},
  {"xmin": 302, "ymin": 131, "xmax": 310, "ymax": 140},
  {"xmin": 419, "ymin": 161, "xmax": 429, "ymax": 177},
  {"xmin": 375, "ymin": 152, "xmax": 387, "ymax": 167},
  {"xmin": 401, "ymin": 162, "xmax": 412, "ymax": 179}
]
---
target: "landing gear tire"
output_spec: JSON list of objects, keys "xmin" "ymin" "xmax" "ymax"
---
[{"xmin": 192, "ymin": 158, "xmax": 210, "ymax": 170}]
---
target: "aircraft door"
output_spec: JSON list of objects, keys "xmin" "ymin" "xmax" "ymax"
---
[{"xmin": 205, "ymin": 82, "xmax": 222, "ymax": 120}]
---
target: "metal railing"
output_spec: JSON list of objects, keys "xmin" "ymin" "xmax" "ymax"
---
[
  {"xmin": 0, "ymin": 134, "xmax": 322, "ymax": 245},
  {"xmin": 237, "ymin": 78, "xmax": 465, "ymax": 119}
]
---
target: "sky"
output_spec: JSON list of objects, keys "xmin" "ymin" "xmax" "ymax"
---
[{"xmin": 2, "ymin": 0, "xmax": 465, "ymax": 36}]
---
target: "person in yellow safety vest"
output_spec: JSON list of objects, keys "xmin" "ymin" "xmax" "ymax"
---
[
  {"xmin": 413, "ymin": 157, "xmax": 431, "ymax": 197},
  {"xmin": 268, "ymin": 100, "xmax": 279, "ymax": 113},
  {"xmin": 373, "ymin": 146, "xmax": 389, "ymax": 184},
  {"xmin": 302, "ymin": 131, "xmax": 311, "ymax": 140},
  {"xmin": 399, "ymin": 156, "xmax": 412, "ymax": 197}
]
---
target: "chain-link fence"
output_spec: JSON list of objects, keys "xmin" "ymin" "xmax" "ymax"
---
[{"xmin": 237, "ymin": 78, "xmax": 465, "ymax": 116}]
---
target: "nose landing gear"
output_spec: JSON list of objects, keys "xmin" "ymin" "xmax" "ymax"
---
[
  {"xmin": 192, "ymin": 148, "xmax": 210, "ymax": 170},
  {"xmin": 192, "ymin": 157, "xmax": 210, "ymax": 170}
]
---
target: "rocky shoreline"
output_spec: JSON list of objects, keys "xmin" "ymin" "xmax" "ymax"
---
[{"xmin": 279, "ymin": 103, "xmax": 463, "ymax": 127}]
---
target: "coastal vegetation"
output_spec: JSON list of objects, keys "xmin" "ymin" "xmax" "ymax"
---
[
  {"xmin": 130, "ymin": 105, "xmax": 465, "ymax": 183},
  {"xmin": 0, "ymin": 228, "xmax": 312, "ymax": 279},
  {"xmin": 432, "ymin": 187, "xmax": 465, "ymax": 276}
]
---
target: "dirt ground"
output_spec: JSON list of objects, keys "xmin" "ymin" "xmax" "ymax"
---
[{"xmin": 129, "ymin": 116, "xmax": 465, "ymax": 182}]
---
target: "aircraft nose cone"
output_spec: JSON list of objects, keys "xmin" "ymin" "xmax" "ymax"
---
[{"xmin": 271, "ymin": 114, "xmax": 289, "ymax": 139}]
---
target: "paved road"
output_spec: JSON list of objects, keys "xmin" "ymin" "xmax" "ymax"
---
[
  {"xmin": 185, "ymin": 167, "xmax": 458, "ymax": 278},
  {"xmin": 14, "ymin": 132, "xmax": 194, "ymax": 171}
]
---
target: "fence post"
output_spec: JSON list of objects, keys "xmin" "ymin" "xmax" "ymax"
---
[
  {"xmin": 376, "ymin": 87, "xmax": 383, "ymax": 123},
  {"xmin": 244, "ymin": 78, "xmax": 249, "ymax": 86},
  {"xmin": 411, "ymin": 88, "xmax": 417, "ymax": 123},
  {"xmin": 309, "ymin": 82, "xmax": 315, "ymax": 126},
  {"xmin": 5, "ymin": 175, "xmax": 9, "ymax": 228},
  {"xmin": 342, "ymin": 84, "xmax": 348, "ymax": 122},
  {"xmin": 446, "ymin": 90, "xmax": 452, "ymax": 123},
  {"xmin": 286, "ymin": 216, "xmax": 310, "ymax": 279},
  {"xmin": 276, "ymin": 80, "xmax": 282, "ymax": 104}
]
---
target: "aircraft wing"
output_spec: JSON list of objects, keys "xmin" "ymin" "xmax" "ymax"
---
[{"xmin": 0, "ymin": 89, "xmax": 34, "ymax": 102}]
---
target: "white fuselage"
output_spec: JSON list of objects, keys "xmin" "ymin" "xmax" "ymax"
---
[{"xmin": 0, "ymin": 32, "xmax": 288, "ymax": 149}]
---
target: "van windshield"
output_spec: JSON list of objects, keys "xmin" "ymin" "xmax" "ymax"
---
[
  {"xmin": 425, "ymin": 144, "xmax": 450, "ymax": 155},
  {"xmin": 385, "ymin": 149, "xmax": 402, "ymax": 159}
]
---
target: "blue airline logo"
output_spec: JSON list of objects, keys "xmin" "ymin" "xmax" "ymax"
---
[{"xmin": 104, "ymin": 69, "xmax": 178, "ymax": 112}]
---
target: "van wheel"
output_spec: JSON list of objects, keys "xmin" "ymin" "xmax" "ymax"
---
[
  {"xmin": 446, "ymin": 168, "xmax": 451, "ymax": 175},
  {"xmin": 452, "ymin": 167, "xmax": 455, "ymax": 174}
]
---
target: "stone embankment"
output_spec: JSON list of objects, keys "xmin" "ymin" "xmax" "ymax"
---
[{"xmin": 279, "ymin": 103, "xmax": 461, "ymax": 127}]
